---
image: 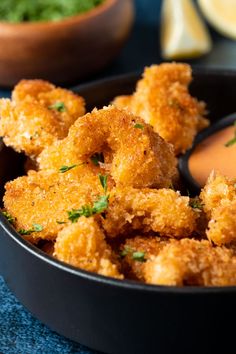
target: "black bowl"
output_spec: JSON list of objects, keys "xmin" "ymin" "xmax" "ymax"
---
[
  {"xmin": 179, "ymin": 112, "xmax": 236, "ymax": 195},
  {"xmin": 1, "ymin": 69, "xmax": 236, "ymax": 354}
]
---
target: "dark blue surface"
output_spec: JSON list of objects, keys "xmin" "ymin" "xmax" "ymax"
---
[{"xmin": 1, "ymin": 0, "xmax": 236, "ymax": 352}]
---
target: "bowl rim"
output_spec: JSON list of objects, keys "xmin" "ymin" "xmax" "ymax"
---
[
  {"xmin": 0, "ymin": 0, "xmax": 116, "ymax": 29},
  {"xmin": 2, "ymin": 67, "xmax": 236, "ymax": 295}
]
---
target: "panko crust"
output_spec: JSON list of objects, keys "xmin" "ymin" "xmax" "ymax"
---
[
  {"xmin": 3, "ymin": 168, "xmax": 103, "ymax": 242},
  {"xmin": 38, "ymin": 106, "xmax": 177, "ymax": 189},
  {"xmin": 144, "ymin": 238, "xmax": 236, "ymax": 286},
  {"xmin": 54, "ymin": 217, "xmax": 122, "ymax": 279},
  {"xmin": 200, "ymin": 172, "xmax": 236, "ymax": 245},
  {"xmin": 120, "ymin": 235, "xmax": 168, "ymax": 280},
  {"xmin": 207, "ymin": 200, "xmax": 236, "ymax": 246},
  {"xmin": 12, "ymin": 79, "xmax": 85, "ymax": 123},
  {"xmin": 113, "ymin": 63, "xmax": 209, "ymax": 154},
  {"xmin": 112, "ymin": 95, "xmax": 133, "ymax": 111},
  {"xmin": 200, "ymin": 172, "xmax": 236, "ymax": 217},
  {"xmin": 0, "ymin": 80, "xmax": 85, "ymax": 158},
  {"xmin": 103, "ymin": 187, "xmax": 199, "ymax": 238}
]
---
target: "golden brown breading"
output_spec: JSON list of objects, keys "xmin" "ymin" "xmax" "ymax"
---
[
  {"xmin": 38, "ymin": 106, "xmax": 177, "ymax": 189},
  {"xmin": 12, "ymin": 79, "xmax": 85, "ymax": 123},
  {"xmin": 103, "ymin": 187, "xmax": 199, "ymax": 238},
  {"xmin": 0, "ymin": 99, "xmax": 59, "ymax": 157},
  {"xmin": 200, "ymin": 172, "xmax": 236, "ymax": 218},
  {"xmin": 200, "ymin": 172, "xmax": 236, "ymax": 245},
  {"xmin": 207, "ymin": 200, "xmax": 236, "ymax": 245},
  {"xmin": 112, "ymin": 95, "xmax": 133, "ymax": 111},
  {"xmin": 0, "ymin": 80, "xmax": 85, "ymax": 158},
  {"xmin": 144, "ymin": 238, "xmax": 236, "ymax": 286},
  {"xmin": 113, "ymin": 63, "xmax": 209, "ymax": 154},
  {"xmin": 3, "ymin": 168, "xmax": 103, "ymax": 242},
  {"xmin": 120, "ymin": 235, "xmax": 168, "ymax": 280},
  {"xmin": 54, "ymin": 217, "xmax": 122, "ymax": 279}
]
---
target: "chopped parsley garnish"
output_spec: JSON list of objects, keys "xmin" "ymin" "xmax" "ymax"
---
[
  {"xmin": 120, "ymin": 246, "xmax": 132, "ymax": 257},
  {"xmin": 90, "ymin": 152, "xmax": 104, "ymax": 166},
  {"xmin": 93, "ymin": 195, "xmax": 109, "ymax": 213},
  {"xmin": 56, "ymin": 220, "xmax": 67, "ymax": 224},
  {"xmin": 225, "ymin": 121, "xmax": 236, "ymax": 147},
  {"xmin": 48, "ymin": 102, "xmax": 66, "ymax": 112},
  {"xmin": 132, "ymin": 251, "xmax": 146, "ymax": 262},
  {"xmin": 68, "ymin": 195, "xmax": 109, "ymax": 223},
  {"xmin": 59, "ymin": 164, "xmax": 78, "ymax": 173},
  {"xmin": 120, "ymin": 246, "xmax": 146, "ymax": 262},
  {"xmin": 99, "ymin": 173, "xmax": 108, "ymax": 194},
  {"xmin": 189, "ymin": 199, "xmax": 203, "ymax": 210},
  {"xmin": 2, "ymin": 211, "xmax": 15, "ymax": 224},
  {"xmin": 19, "ymin": 223, "xmax": 43, "ymax": 235},
  {"xmin": 134, "ymin": 123, "xmax": 144, "ymax": 130}
]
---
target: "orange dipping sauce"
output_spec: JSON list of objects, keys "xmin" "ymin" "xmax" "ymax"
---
[{"xmin": 189, "ymin": 125, "xmax": 236, "ymax": 187}]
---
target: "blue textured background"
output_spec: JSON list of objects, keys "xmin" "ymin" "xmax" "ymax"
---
[{"xmin": 1, "ymin": 0, "xmax": 236, "ymax": 352}]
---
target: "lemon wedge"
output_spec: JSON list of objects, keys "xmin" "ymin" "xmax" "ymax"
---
[
  {"xmin": 161, "ymin": 0, "xmax": 212, "ymax": 59},
  {"xmin": 198, "ymin": 0, "xmax": 236, "ymax": 40}
]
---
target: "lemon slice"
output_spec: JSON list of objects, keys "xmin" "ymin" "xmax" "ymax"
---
[
  {"xmin": 161, "ymin": 0, "xmax": 212, "ymax": 59},
  {"xmin": 198, "ymin": 0, "xmax": 236, "ymax": 40}
]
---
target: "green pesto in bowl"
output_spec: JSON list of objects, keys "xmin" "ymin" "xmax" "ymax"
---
[{"xmin": 0, "ymin": 0, "xmax": 104, "ymax": 23}]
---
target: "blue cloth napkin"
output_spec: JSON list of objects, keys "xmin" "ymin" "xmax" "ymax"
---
[
  {"xmin": 1, "ymin": 0, "xmax": 236, "ymax": 352},
  {"xmin": 0, "ymin": 277, "xmax": 99, "ymax": 354}
]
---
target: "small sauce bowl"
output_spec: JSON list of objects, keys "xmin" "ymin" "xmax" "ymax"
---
[{"xmin": 178, "ymin": 112, "xmax": 236, "ymax": 195}]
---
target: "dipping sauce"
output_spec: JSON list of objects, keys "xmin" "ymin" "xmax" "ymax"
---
[{"xmin": 189, "ymin": 125, "xmax": 236, "ymax": 187}]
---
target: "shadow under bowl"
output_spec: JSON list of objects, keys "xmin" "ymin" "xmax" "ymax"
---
[{"xmin": 1, "ymin": 68, "xmax": 236, "ymax": 354}]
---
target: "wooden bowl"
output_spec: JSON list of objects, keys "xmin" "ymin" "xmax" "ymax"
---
[{"xmin": 0, "ymin": 0, "xmax": 134, "ymax": 87}]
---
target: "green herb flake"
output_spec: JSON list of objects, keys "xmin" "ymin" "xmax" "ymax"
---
[
  {"xmin": 189, "ymin": 199, "xmax": 203, "ymax": 210},
  {"xmin": 120, "ymin": 246, "xmax": 132, "ymax": 258},
  {"xmin": 134, "ymin": 123, "xmax": 144, "ymax": 130},
  {"xmin": 19, "ymin": 223, "xmax": 43, "ymax": 235},
  {"xmin": 68, "ymin": 195, "xmax": 109, "ymax": 223},
  {"xmin": 225, "ymin": 137, "xmax": 236, "ymax": 147},
  {"xmin": 99, "ymin": 174, "xmax": 108, "ymax": 194},
  {"xmin": 90, "ymin": 152, "xmax": 104, "ymax": 166},
  {"xmin": 120, "ymin": 247, "xmax": 146, "ymax": 262},
  {"xmin": 48, "ymin": 102, "xmax": 66, "ymax": 112},
  {"xmin": 33, "ymin": 223, "xmax": 43, "ymax": 232},
  {"xmin": 2, "ymin": 211, "xmax": 15, "ymax": 224},
  {"xmin": 19, "ymin": 229, "xmax": 33, "ymax": 235},
  {"xmin": 59, "ymin": 164, "xmax": 78, "ymax": 173},
  {"xmin": 56, "ymin": 220, "xmax": 66, "ymax": 224},
  {"xmin": 225, "ymin": 121, "xmax": 236, "ymax": 147},
  {"xmin": 92, "ymin": 195, "xmax": 109, "ymax": 214},
  {"xmin": 132, "ymin": 251, "xmax": 146, "ymax": 262}
]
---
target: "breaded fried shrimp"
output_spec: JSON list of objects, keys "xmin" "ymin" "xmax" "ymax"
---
[
  {"xmin": 103, "ymin": 188, "xmax": 198, "ymax": 238},
  {"xmin": 113, "ymin": 63, "xmax": 209, "ymax": 154},
  {"xmin": 54, "ymin": 217, "xmax": 122, "ymax": 279},
  {"xmin": 144, "ymin": 239, "xmax": 236, "ymax": 286},
  {"xmin": 0, "ymin": 80, "xmax": 85, "ymax": 158},
  {"xmin": 3, "ymin": 168, "xmax": 102, "ymax": 242},
  {"xmin": 0, "ymin": 99, "xmax": 62, "ymax": 157},
  {"xmin": 12, "ymin": 79, "xmax": 85, "ymax": 123},
  {"xmin": 38, "ymin": 106, "xmax": 177, "ymax": 188}
]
